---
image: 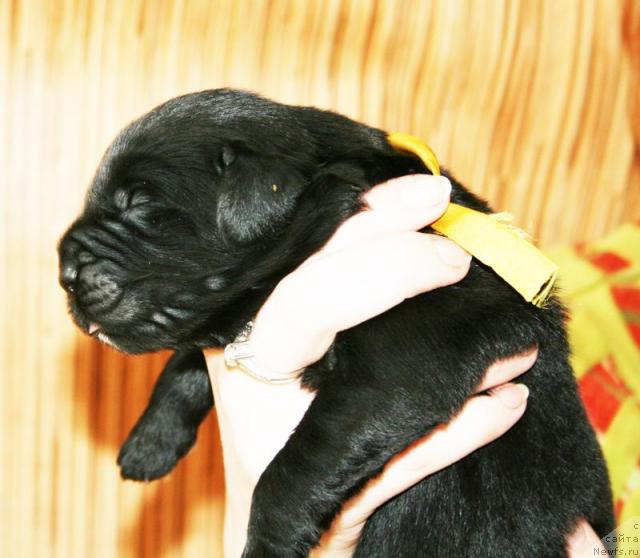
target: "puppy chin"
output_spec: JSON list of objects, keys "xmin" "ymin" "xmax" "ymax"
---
[
  {"xmin": 96, "ymin": 331, "xmax": 120, "ymax": 350},
  {"xmin": 91, "ymin": 324, "xmax": 180, "ymax": 354},
  {"xmin": 93, "ymin": 332, "xmax": 160, "ymax": 354}
]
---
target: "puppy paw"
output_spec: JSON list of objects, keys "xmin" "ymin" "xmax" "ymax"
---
[{"xmin": 117, "ymin": 419, "xmax": 197, "ymax": 481}]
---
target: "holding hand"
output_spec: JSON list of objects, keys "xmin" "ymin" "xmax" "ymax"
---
[{"xmin": 204, "ymin": 175, "xmax": 604, "ymax": 557}]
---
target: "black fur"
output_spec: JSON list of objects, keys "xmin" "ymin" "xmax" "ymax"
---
[{"xmin": 58, "ymin": 89, "xmax": 613, "ymax": 557}]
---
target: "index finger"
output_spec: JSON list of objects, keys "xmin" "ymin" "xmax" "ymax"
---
[{"xmin": 311, "ymin": 175, "xmax": 452, "ymax": 258}]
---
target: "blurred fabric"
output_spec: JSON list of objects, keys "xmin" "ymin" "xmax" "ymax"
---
[
  {"xmin": 1, "ymin": 1, "xmax": 638, "ymax": 556},
  {"xmin": 549, "ymin": 223, "xmax": 640, "ymax": 555}
]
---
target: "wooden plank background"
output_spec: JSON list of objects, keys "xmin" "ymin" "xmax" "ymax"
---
[{"xmin": 1, "ymin": 0, "xmax": 638, "ymax": 556}]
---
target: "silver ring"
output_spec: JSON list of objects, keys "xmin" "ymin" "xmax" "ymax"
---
[{"xmin": 223, "ymin": 321, "xmax": 302, "ymax": 385}]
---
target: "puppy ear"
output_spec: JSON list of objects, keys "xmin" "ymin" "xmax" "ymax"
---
[
  {"xmin": 214, "ymin": 145, "xmax": 236, "ymax": 175},
  {"xmin": 216, "ymin": 150, "xmax": 306, "ymax": 244}
]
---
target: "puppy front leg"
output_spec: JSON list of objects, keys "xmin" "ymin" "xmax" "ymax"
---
[
  {"xmin": 241, "ymin": 386, "xmax": 446, "ymax": 558},
  {"xmin": 118, "ymin": 350, "xmax": 214, "ymax": 481}
]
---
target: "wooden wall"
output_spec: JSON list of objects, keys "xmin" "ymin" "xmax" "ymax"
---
[{"xmin": 1, "ymin": 1, "xmax": 638, "ymax": 557}]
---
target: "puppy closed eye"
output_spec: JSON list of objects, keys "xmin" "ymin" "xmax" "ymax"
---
[
  {"xmin": 112, "ymin": 185, "xmax": 194, "ymax": 239},
  {"xmin": 113, "ymin": 187, "xmax": 160, "ymax": 232},
  {"xmin": 114, "ymin": 187, "xmax": 152, "ymax": 211},
  {"xmin": 129, "ymin": 190, "xmax": 152, "ymax": 208}
]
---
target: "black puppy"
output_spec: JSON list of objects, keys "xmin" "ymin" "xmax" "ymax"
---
[{"xmin": 58, "ymin": 89, "xmax": 613, "ymax": 557}]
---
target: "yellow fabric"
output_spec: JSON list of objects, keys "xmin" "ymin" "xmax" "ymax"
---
[
  {"xmin": 430, "ymin": 204, "xmax": 558, "ymax": 306},
  {"xmin": 548, "ymin": 222, "xmax": 640, "ymax": 549},
  {"xmin": 387, "ymin": 132, "xmax": 441, "ymax": 176},
  {"xmin": 547, "ymin": 224, "xmax": 640, "ymax": 397},
  {"xmin": 388, "ymin": 133, "xmax": 558, "ymax": 307}
]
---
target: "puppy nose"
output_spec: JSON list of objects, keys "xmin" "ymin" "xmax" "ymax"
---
[
  {"xmin": 59, "ymin": 235, "xmax": 98, "ymax": 294},
  {"xmin": 59, "ymin": 263, "xmax": 78, "ymax": 293},
  {"xmin": 58, "ymin": 236, "xmax": 82, "ymax": 293},
  {"xmin": 58, "ymin": 233, "xmax": 123, "ymax": 311}
]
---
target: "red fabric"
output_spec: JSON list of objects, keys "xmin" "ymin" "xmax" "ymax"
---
[
  {"xmin": 588, "ymin": 252, "xmax": 631, "ymax": 273},
  {"xmin": 579, "ymin": 360, "xmax": 626, "ymax": 432},
  {"xmin": 627, "ymin": 323, "xmax": 640, "ymax": 348},
  {"xmin": 612, "ymin": 286, "xmax": 640, "ymax": 312}
]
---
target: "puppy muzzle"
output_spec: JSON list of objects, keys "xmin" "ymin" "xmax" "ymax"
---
[{"xmin": 58, "ymin": 228, "xmax": 128, "ymax": 324}]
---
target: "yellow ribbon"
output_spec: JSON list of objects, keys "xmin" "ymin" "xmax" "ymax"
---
[{"xmin": 387, "ymin": 132, "xmax": 558, "ymax": 307}]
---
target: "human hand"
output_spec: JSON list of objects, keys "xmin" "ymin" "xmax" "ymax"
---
[
  {"xmin": 204, "ymin": 174, "xmax": 534, "ymax": 556},
  {"xmin": 311, "ymin": 413, "xmax": 606, "ymax": 557},
  {"xmin": 246, "ymin": 174, "xmax": 471, "ymax": 376},
  {"xmin": 309, "ymin": 352, "xmax": 536, "ymax": 557},
  {"xmin": 308, "ymin": 345, "xmax": 602, "ymax": 558}
]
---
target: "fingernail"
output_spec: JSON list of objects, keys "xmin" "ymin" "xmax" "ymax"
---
[
  {"xmin": 519, "ymin": 346, "xmax": 539, "ymax": 367},
  {"xmin": 433, "ymin": 236, "xmax": 471, "ymax": 267},
  {"xmin": 399, "ymin": 176, "xmax": 451, "ymax": 208},
  {"xmin": 494, "ymin": 383, "xmax": 530, "ymax": 409}
]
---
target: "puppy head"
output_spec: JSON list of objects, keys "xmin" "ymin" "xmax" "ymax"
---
[{"xmin": 58, "ymin": 89, "xmax": 403, "ymax": 353}]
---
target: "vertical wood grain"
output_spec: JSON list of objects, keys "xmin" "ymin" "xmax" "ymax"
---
[{"xmin": 1, "ymin": 1, "xmax": 638, "ymax": 557}]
